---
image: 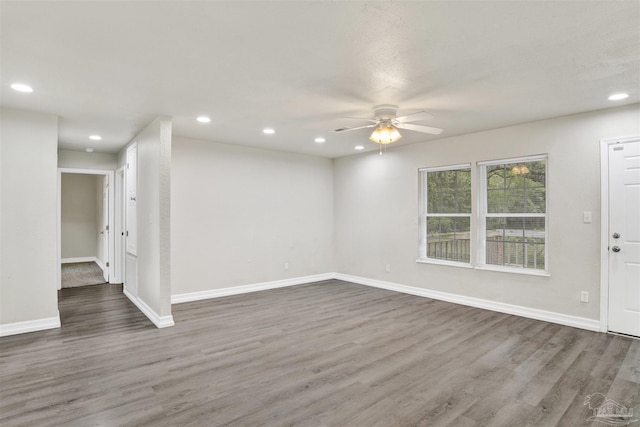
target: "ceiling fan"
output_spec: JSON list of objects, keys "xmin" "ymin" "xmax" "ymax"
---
[{"xmin": 332, "ymin": 104, "xmax": 443, "ymax": 145}]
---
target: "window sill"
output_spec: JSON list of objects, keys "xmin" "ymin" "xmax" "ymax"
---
[
  {"xmin": 474, "ymin": 264, "xmax": 550, "ymax": 277},
  {"xmin": 416, "ymin": 259, "xmax": 551, "ymax": 276},
  {"xmin": 416, "ymin": 258, "xmax": 473, "ymax": 269}
]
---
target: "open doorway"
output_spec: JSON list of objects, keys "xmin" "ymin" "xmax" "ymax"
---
[{"xmin": 57, "ymin": 168, "xmax": 116, "ymax": 290}]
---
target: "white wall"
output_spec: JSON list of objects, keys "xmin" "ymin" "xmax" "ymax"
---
[
  {"xmin": 0, "ymin": 108, "xmax": 59, "ymax": 326},
  {"xmin": 334, "ymin": 104, "xmax": 640, "ymax": 320},
  {"xmin": 61, "ymin": 173, "xmax": 98, "ymax": 259},
  {"xmin": 118, "ymin": 117, "xmax": 173, "ymax": 321},
  {"xmin": 171, "ymin": 136, "xmax": 334, "ymax": 295},
  {"xmin": 58, "ymin": 149, "xmax": 117, "ymax": 170}
]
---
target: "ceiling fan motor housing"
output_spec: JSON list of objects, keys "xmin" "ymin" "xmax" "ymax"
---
[{"xmin": 373, "ymin": 104, "xmax": 399, "ymax": 121}]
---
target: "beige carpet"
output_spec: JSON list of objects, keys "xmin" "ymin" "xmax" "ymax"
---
[{"xmin": 61, "ymin": 262, "xmax": 106, "ymax": 288}]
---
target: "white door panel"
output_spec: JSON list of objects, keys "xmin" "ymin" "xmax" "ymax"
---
[
  {"xmin": 102, "ymin": 175, "xmax": 109, "ymax": 282},
  {"xmin": 125, "ymin": 253, "xmax": 138, "ymax": 296},
  {"xmin": 126, "ymin": 143, "xmax": 138, "ymax": 255},
  {"xmin": 608, "ymin": 139, "xmax": 640, "ymax": 337},
  {"xmin": 114, "ymin": 167, "xmax": 125, "ymax": 284}
]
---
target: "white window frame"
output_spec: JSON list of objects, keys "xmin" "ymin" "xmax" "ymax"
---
[
  {"xmin": 418, "ymin": 163, "xmax": 472, "ymax": 267},
  {"xmin": 477, "ymin": 154, "xmax": 550, "ymax": 276}
]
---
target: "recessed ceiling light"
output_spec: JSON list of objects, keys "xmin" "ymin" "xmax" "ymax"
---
[
  {"xmin": 263, "ymin": 128, "xmax": 275, "ymax": 134},
  {"xmin": 355, "ymin": 145, "xmax": 365, "ymax": 150},
  {"xmin": 197, "ymin": 116, "xmax": 211, "ymax": 123},
  {"xmin": 85, "ymin": 148, "xmax": 94, "ymax": 153},
  {"xmin": 314, "ymin": 137, "xmax": 326, "ymax": 143},
  {"xmin": 608, "ymin": 93, "xmax": 629, "ymax": 101},
  {"xmin": 89, "ymin": 135, "xmax": 102, "ymax": 141},
  {"xmin": 10, "ymin": 83, "xmax": 33, "ymax": 93}
]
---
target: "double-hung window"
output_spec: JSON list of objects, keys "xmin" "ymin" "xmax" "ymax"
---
[
  {"xmin": 478, "ymin": 155, "xmax": 548, "ymax": 274},
  {"xmin": 419, "ymin": 164, "xmax": 472, "ymax": 265}
]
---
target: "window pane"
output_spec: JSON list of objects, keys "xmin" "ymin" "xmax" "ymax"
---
[
  {"xmin": 487, "ymin": 188, "xmax": 504, "ymax": 213},
  {"xmin": 492, "ymin": 160, "xmax": 545, "ymax": 214},
  {"xmin": 504, "ymin": 189, "xmax": 525, "ymax": 213},
  {"xmin": 524, "ymin": 217, "xmax": 545, "ymax": 236},
  {"xmin": 487, "ymin": 165, "xmax": 505, "ymax": 189},
  {"xmin": 524, "ymin": 242, "xmax": 545, "ymax": 270},
  {"xmin": 427, "ymin": 186, "xmax": 440, "ymax": 213},
  {"xmin": 459, "ymin": 188, "xmax": 472, "ymax": 212},
  {"xmin": 485, "ymin": 216, "xmax": 545, "ymax": 269},
  {"xmin": 503, "ymin": 242, "xmax": 524, "ymax": 267},
  {"xmin": 427, "ymin": 168, "xmax": 471, "ymax": 214},
  {"xmin": 482, "ymin": 157, "xmax": 547, "ymax": 272},
  {"xmin": 422, "ymin": 166, "xmax": 471, "ymax": 263},
  {"xmin": 426, "ymin": 216, "xmax": 470, "ymax": 263},
  {"xmin": 526, "ymin": 187, "xmax": 546, "ymax": 213},
  {"xmin": 439, "ymin": 190, "xmax": 458, "ymax": 213},
  {"xmin": 486, "ymin": 240, "xmax": 502, "ymax": 266}
]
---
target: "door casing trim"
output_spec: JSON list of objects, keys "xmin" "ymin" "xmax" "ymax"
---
[
  {"xmin": 599, "ymin": 135, "xmax": 640, "ymax": 333},
  {"xmin": 57, "ymin": 168, "xmax": 115, "ymax": 290}
]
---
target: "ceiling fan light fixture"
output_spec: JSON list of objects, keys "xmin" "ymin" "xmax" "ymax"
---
[{"xmin": 369, "ymin": 124, "xmax": 402, "ymax": 144}]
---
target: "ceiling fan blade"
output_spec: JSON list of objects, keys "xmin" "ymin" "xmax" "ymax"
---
[
  {"xmin": 396, "ymin": 122, "xmax": 443, "ymax": 135},
  {"xmin": 395, "ymin": 111, "xmax": 434, "ymax": 123},
  {"xmin": 332, "ymin": 124, "xmax": 376, "ymax": 133},
  {"xmin": 342, "ymin": 117, "xmax": 377, "ymax": 123}
]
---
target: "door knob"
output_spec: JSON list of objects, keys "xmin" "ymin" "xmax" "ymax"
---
[
  {"xmin": 612, "ymin": 232, "xmax": 620, "ymax": 239},
  {"xmin": 612, "ymin": 246, "xmax": 621, "ymax": 253}
]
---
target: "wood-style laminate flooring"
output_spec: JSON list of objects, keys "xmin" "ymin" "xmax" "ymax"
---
[{"xmin": 1, "ymin": 280, "xmax": 638, "ymax": 426}]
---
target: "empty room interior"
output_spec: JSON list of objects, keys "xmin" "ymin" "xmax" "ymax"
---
[{"xmin": 1, "ymin": 1, "xmax": 639, "ymax": 426}]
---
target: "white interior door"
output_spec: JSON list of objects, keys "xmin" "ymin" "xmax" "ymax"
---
[
  {"xmin": 126, "ymin": 143, "xmax": 138, "ymax": 255},
  {"xmin": 608, "ymin": 139, "xmax": 640, "ymax": 337},
  {"xmin": 101, "ymin": 175, "xmax": 109, "ymax": 282},
  {"xmin": 114, "ymin": 167, "xmax": 125, "ymax": 284},
  {"xmin": 125, "ymin": 143, "xmax": 138, "ymax": 296}
]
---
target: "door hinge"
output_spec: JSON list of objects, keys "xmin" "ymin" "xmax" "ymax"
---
[
  {"xmin": 126, "ymin": 230, "xmax": 129, "ymax": 236},
  {"xmin": 106, "ymin": 225, "xmax": 109, "ymax": 231},
  {"xmin": 106, "ymin": 262, "xmax": 109, "ymax": 267}
]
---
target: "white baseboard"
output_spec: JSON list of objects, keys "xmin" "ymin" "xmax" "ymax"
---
[
  {"xmin": 174, "ymin": 272, "xmax": 601, "ymax": 333},
  {"xmin": 123, "ymin": 288, "xmax": 175, "ymax": 328},
  {"xmin": 94, "ymin": 258, "xmax": 106, "ymax": 272},
  {"xmin": 171, "ymin": 273, "xmax": 335, "ymax": 304},
  {"xmin": 0, "ymin": 313, "xmax": 61, "ymax": 337},
  {"xmin": 333, "ymin": 273, "xmax": 601, "ymax": 332},
  {"xmin": 61, "ymin": 256, "xmax": 97, "ymax": 264},
  {"xmin": 0, "ymin": 273, "xmax": 601, "ymax": 336}
]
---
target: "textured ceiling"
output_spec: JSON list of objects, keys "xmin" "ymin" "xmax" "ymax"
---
[{"xmin": 1, "ymin": 1, "xmax": 638, "ymax": 158}]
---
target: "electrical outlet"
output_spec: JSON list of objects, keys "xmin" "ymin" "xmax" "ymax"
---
[
  {"xmin": 385, "ymin": 264, "xmax": 391, "ymax": 273},
  {"xmin": 284, "ymin": 262, "xmax": 289, "ymax": 271},
  {"xmin": 580, "ymin": 291, "xmax": 589, "ymax": 303}
]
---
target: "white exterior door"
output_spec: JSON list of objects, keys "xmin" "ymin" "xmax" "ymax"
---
[{"xmin": 608, "ymin": 138, "xmax": 640, "ymax": 337}]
